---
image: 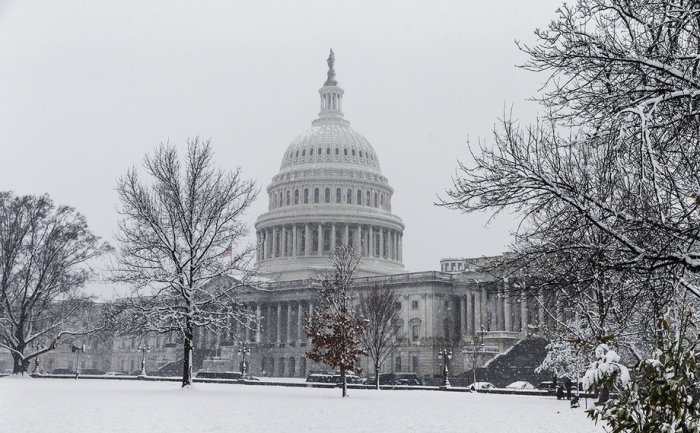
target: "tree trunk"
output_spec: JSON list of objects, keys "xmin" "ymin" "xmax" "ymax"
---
[
  {"xmin": 374, "ymin": 360, "xmax": 380, "ymax": 390},
  {"xmin": 182, "ymin": 318, "xmax": 194, "ymax": 387},
  {"xmin": 340, "ymin": 365, "xmax": 347, "ymax": 397},
  {"xmin": 11, "ymin": 351, "xmax": 30, "ymax": 375}
]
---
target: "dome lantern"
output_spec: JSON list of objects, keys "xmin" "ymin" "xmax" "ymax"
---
[{"xmin": 318, "ymin": 49, "xmax": 344, "ymax": 120}]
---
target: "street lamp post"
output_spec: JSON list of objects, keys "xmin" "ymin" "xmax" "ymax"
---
[
  {"xmin": 138, "ymin": 345, "xmax": 151, "ymax": 377},
  {"xmin": 438, "ymin": 348, "xmax": 452, "ymax": 387},
  {"xmin": 237, "ymin": 344, "xmax": 251, "ymax": 376},
  {"xmin": 473, "ymin": 325, "xmax": 486, "ymax": 388},
  {"xmin": 71, "ymin": 344, "xmax": 85, "ymax": 379}
]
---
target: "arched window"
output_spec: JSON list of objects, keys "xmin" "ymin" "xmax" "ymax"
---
[
  {"xmin": 294, "ymin": 189, "xmax": 299, "ymax": 204},
  {"xmin": 302, "ymin": 149, "xmax": 306, "ymax": 156},
  {"xmin": 326, "ymin": 148, "xmax": 330, "ymax": 155},
  {"xmin": 380, "ymin": 194, "xmax": 384, "ymax": 207},
  {"xmin": 366, "ymin": 191, "xmax": 370, "ymax": 206},
  {"xmin": 346, "ymin": 189, "xmax": 352, "ymax": 204},
  {"xmin": 359, "ymin": 151, "xmax": 363, "ymax": 158},
  {"xmin": 336, "ymin": 188, "xmax": 341, "ymax": 203},
  {"xmin": 318, "ymin": 147, "xmax": 322, "ymax": 155},
  {"xmin": 314, "ymin": 188, "xmax": 320, "ymax": 203},
  {"xmin": 344, "ymin": 148, "xmax": 348, "ymax": 156},
  {"xmin": 335, "ymin": 148, "xmax": 339, "ymax": 155},
  {"xmin": 324, "ymin": 188, "xmax": 330, "ymax": 203},
  {"xmin": 352, "ymin": 149, "xmax": 356, "ymax": 156},
  {"xmin": 304, "ymin": 189, "xmax": 309, "ymax": 204},
  {"xmin": 357, "ymin": 190, "xmax": 362, "ymax": 205},
  {"xmin": 295, "ymin": 150, "xmax": 299, "ymax": 158},
  {"xmin": 374, "ymin": 192, "xmax": 378, "ymax": 207},
  {"xmin": 310, "ymin": 148, "xmax": 314, "ymax": 156},
  {"xmin": 280, "ymin": 192, "xmax": 284, "ymax": 207}
]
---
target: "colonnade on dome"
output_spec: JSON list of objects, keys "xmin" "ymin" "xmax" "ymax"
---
[{"xmin": 256, "ymin": 222, "xmax": 403, "ymax": 262}]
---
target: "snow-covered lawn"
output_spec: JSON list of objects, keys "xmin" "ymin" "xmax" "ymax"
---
[{"xmin": 0, "ymin": 377, "xmax": 605, "ymax": 433}]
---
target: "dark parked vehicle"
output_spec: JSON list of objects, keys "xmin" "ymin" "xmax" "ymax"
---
[
  {"xmin": 378, "ymin": 372, "xmax": 422, "ymax": 386},
  {"xmin": 80, "ymin": 368, "xmax": 105, "ymax": 375},
  {"xmin": 306, "ymin": 373, "xmax": 362, "ymax": 384},
  {"xmin": 195, "ymin": 371, "xmax": 258, "ymax": 380},
  {"xmin": 51, "ymin": 368, "xmax": 75, "ymax": 375}
]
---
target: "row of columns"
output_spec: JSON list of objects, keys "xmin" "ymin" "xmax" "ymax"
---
[
  {"xmin": 457, "ymin": 285, "xmax": 536, "ymax": 336},
  {"xmin": 257, "ymin": 223, "xmax": 403, "ymax": 262},
  {"xmin": 234, "ymin": 301, "xmax": 315, "ymax": 346}
]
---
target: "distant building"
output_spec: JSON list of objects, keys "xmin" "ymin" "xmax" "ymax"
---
[{"xmin": 9, "ymin": 52, "xmax": 549, "ymax": 381}]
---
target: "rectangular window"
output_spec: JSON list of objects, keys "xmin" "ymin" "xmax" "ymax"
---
[
  {"xmin": 412, "ymin": 324, "xmax": 420, "ymax": 341},
  {"xmin": 336, "ymin": 188, "xmax": 341, "ymax": 203},
  {"xmin": 395, "ymin": 355, "xmax": 402, "ymax": 371},
  {"xmin": 412, "ymin": 355, "xmax": 419, "ymax": 372},
  {"xmin": 411, "ymin": 300, "xmax": 419, "ymax": 310},
  {"xmin": 366, "ymin": 191, "xmax": 370, "ymax": 206}
]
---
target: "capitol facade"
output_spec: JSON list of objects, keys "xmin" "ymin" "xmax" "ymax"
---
[{"xmin": 3, "ymin": 52, "xmax": 551, "ymax": 381}]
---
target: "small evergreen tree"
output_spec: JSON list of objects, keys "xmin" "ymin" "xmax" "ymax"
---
[
  {"xmin": 588, "ymin": 316, "xmax": 700, "ymax": 432},
  {"xmin": 305, "ymin": 245, "xmax": 367, "ymax": 397}
]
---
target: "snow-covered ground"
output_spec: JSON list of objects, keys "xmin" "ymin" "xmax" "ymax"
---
[{"xmin": 0, "ymin": 377, "xmax": 605, "ymax": 433}]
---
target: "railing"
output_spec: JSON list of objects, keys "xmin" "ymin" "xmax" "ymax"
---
[{"xmin": 258, "ymin": 271, "xmax": 455, "ymax": 291}]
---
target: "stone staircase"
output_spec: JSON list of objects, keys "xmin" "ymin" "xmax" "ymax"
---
[{"xmin": 455, "ymin": 337, "xmax": 550, "ymax": 387}]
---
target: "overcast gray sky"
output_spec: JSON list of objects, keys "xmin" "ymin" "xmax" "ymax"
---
[{"xmin": 0, "ymin": 0, "xmax": 563, "ymax": 298}]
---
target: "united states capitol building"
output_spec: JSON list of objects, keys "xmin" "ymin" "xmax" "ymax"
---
[{"xmin": 6, "ymin": 53, "xmax": 550, "ymax": 381}]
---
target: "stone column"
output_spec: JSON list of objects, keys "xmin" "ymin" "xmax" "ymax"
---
[
  {"xmin": 286, "ymin": 303, "xmax": 292, "ymax": 344},
  {"xmin": 272, "ymin": 227, "xmax": 278, "ymax": 258},
  {"xmin": 481, "ymin": 286, "xmax": 489, "ymax": 331},
  {"xmin": 292, "ymin": 225, "xmax": 298, "ymax": 257},
  {"xmin": 538, "ymin": 291, "xmax": 545, "ymax": 328},
  {"xmin": 474, "ymin": 290, "xmax": 481, "ymax": 333},
  {"xmin": 355, "ymin": 225, "xmax": 362, "ymax": 254},
  {"xmin": 460, "ymin": 296, "xmax": 466, "ymax": 338},
  {"xmin": 297, "ymin": 302, "xmax": 303, "ymax": 343},
  {"xmin": 245, "ymin": 315, "xmax": 250, "ymax": 342},
  {"xmin": 276, "ymin": 303, "xmax": 282, "ymax": 344},
  {"xmin": 307, "ymin": 303, "xmax": 314, "ymax": 343},
  {"xmin": 389, "ymin": 230, "xmax": 395, "ymax": 260},
  {"xmin": 330, "ymin": 223, "xmax": 336, "ymax": 252},
  {"xmin": 255, "ymin": 304, "xmax": 261, "ymax": 343},
  {"xmin": 466, "ymin": 292, "xmax": 473, "ymax": 335},
  {"xmin": 369, "ymin": 226, "xmax": 374, "ymax": 257},
  {"xmin": 504, "ymin": 291, "xmax": 511, "ymax": 332},
  {"xmin": 262, "ymin": 230, "xmax": 268, "ymax": 260},
  {"xmin": 398, "ymin": 234, "xmax": 403, "ymax": 262},
  {"xmin": 343, "ymin": 224, "xmax": 349, "ymax": 247},
  {"xmin": 304, "ymin": 224, "xmax": 311, "ymax": 257},
  {"xmin": 317, "ymin": 223, "xmax": 323, "ymax": 255},
  {"xmin": 379, "ymin": 228, "xmax": 384, "ymax": 258},
  {"xmin": 521, "ymin": 297, "xmax": 528, "ymax": 333},
  {"xmin": 281, "ymin": 226, "xmax": 286, "ymax": 256}
]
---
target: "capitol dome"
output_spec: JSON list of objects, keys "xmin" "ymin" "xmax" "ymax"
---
[{"xmin": 255, "ymin": 50, "xmax": 405, "ymax": 280}]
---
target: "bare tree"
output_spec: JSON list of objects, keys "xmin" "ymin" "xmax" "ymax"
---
[
  {"xmin": 357, "ymin": 285, "xmax": 402, "ymax": 390},
  {"xmin": 306, "ymin": 245, "xmax": 367, "ymax": 397},
  {"xmin": 111, "ymin": 138, "xmax": 258, "ymax": 387},
  {"xmin": 441, "ymin": 0, "xmax": 700, "ymax": 351},
  {"xmin": 0, "ymin": 192, "xmax": 110, "ymax": 374}
]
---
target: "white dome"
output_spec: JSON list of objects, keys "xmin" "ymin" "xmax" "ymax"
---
[
  {"xmin": 280, "ymin": 118, "xmax": 381, "ymax": 173},
  {"xmin": 254, "ymin": 51, "xmax": 405, "ymax": 281}
]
